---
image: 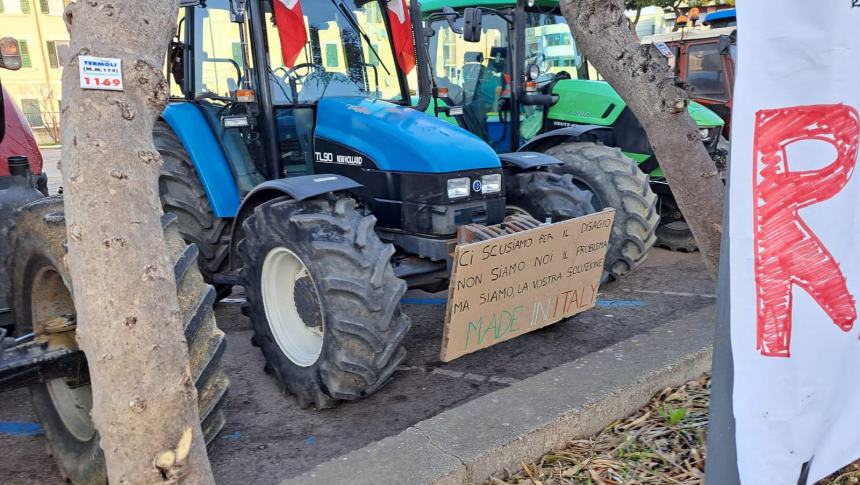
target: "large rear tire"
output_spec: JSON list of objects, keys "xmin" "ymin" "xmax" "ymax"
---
[
  {"xmin": 10, "ymin": 197, "xmax": 228, "ymax": 484},
  {"xmin": 238, "ymin": 195, "xmax": 410, "ymax": 409},
  {"xmin": 544, "ymin": 142, "xmax": 659, "ymax": 279},
  {"xmin": 154, "ymin": 121, "xmax": 233, "ymax": 299}
]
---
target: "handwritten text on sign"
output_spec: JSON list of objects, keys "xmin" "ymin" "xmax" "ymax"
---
[
  {"xmin": 79, "ymin": 56, "xmax": 123, "ymax": 91},
  {"xmin": 440, "ymin": 210, "xmax": 614, "ymax": 361}
]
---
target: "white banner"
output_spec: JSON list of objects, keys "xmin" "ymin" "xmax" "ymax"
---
[{"xmin": 730, "ymin": 1, "xmax": 860, "ymax": 483}]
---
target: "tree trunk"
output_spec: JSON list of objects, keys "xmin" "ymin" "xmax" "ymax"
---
[
  {"xmin": 59, "ymin": 1, "xmax": 214, "ymax": 483},
  {"xmin": 559, "ymin": 0, "xmax": 724, "ymax": 279}
]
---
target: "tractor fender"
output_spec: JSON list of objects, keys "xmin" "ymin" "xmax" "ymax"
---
[
  {"xmin": 227, "ymin": 174, "xmax": 363, "ymax": 269},
  {"xmin": 519, "ymin": 125, "xmax": 614, "ymax": 153},
  {"xmin": 162, "ymin": 103, "xmax": 241, "ymax": 218},
  {"xmin": 498, "ymin": 152, "xmax": 563, "ymax": 171}
]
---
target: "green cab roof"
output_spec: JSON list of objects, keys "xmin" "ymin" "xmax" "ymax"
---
[{"xmin": 420, "ymin": 0, "xmax": 559, "ymax": 12}]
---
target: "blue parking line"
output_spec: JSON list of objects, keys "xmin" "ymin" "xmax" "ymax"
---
[
  {"xmin": 0, "ymin": 421, "xmax": 43, "ymax": 437},
  {"xmin": 400, "ymin": 298, "xmax": 645, "ymax": 308},
  {"xmin": 400, "ymin": 298, "xmax": 447, "ymax": 305},
  {"xmin": 596, "ymin": 299, "xmax": 646, "ymax": 308}
]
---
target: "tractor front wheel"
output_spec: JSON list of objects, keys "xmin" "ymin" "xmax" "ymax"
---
[
  {"xmin": 544, "ymin": 142, "xmax": 659, "ymax": 279},
  {"xmin": 655, "ymin": 195, "xmax": 698, "ymax": 252},
  {"xmin": 505, "ymin": 170, "xmax": 595, "ymax": 222},
  {"xmin": 238, "ymin": 195, "xmax": 410, "ymax": 409},
  {"xmin": 10, "ymin": 198, "xmax": 228, "ymax": 484}
]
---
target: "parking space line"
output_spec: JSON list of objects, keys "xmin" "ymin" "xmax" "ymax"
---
[
  {"xmin": 0, "ymin": 421, "xmax": 43, "ymax": 437},
  {"xmin": 622, "ymin": 288, "xmax": 717, "ymax": 298},
  {"xmin": 221, "ymin": 296, "xmax": 649, "ymax": 307}
]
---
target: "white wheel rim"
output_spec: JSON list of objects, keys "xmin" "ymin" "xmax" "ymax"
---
[
  {"xmin": 46, "ymin": 380, "xmax": 95, "ymax": 442},
  {"xmin": 261, "ymin": 247, "xmax": 324, "ymax": 367},
  {"xmin": 29, "ymin": 265, "xmax": 95, "ymax": 442}
]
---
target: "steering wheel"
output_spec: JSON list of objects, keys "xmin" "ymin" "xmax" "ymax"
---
[{"xmin": 281, "ymin": 63, "xmax": 325, "ymax": 83}]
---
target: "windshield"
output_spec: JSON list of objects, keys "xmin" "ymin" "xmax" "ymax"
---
[
  {"xmin": 263, "ymin": 0, "xmax": 407, "ymax": 105},
  {"xmin": 425, "ymin": 7, "xmax": 585, "ymax": 148},
  {"xmin": 686, "ymin": 43, "xmax": 729, "ymax": 102}
]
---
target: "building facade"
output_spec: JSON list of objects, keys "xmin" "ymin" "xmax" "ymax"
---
[{"xmin": 0, "ymin": 0, "xmax": 70, "ymax": 144}]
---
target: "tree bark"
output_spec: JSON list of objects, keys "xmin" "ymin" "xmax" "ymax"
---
[
  {"xmin": 59, "ymin": 1, "xmax": 214, "ymax": 483},
  {"xmin": 559, "ymin": 0, "xmax": 725, "ymax": 279}
]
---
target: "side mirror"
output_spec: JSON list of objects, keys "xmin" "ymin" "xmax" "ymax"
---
[
  {"xmin": 718, "ymin": 35, "xmax": 732, "ymax": 54},
  {"xmin": 228, "ymin": 0, "xmax": 247, "ymax": 23},
  {"xmin": 463, "ymin": 8, "xmax": 482, "ymax": 43},
  {"xmin": 0, "ymin": 38, "xmax": 22, "ymax": 71},
  {"xmin": 169, "ymin": 40, "xmax": 186, "ymax": 92},
  {"xmin": 441, "ymin": 7, "xmax": 462, "ymax": 35}
]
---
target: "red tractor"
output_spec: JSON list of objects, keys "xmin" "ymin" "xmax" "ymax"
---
[{"xmin": 0, "ymin": 37, "xmax": 45, "ymax": 192}]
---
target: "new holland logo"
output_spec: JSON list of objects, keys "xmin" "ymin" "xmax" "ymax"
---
[{"xmin": 472, "ymin": 179, "xmax": 482, "ymax": 193}]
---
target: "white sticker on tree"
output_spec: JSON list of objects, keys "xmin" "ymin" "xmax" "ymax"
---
[{"xmin": 79, "ymin": 56, "xmax": 123, "ymax": 91}]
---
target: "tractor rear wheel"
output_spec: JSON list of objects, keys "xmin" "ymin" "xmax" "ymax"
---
[
  {"xmin": 10, "ymin": 197, "xmax": 228, "ymax": 484},
  {"xmin": 238, "ymin": 195, "xmax": 410, "ymax": 409},
  {"xmin": 544, "ymin": 142, "xmax": 659, "ymax": 279},
  {"xmin": 154, "ymin": 121, "xmax": 233, "ymax": 299},
  {"xmin": 505, "ymin": 170, "xmax": 595, "ymax": 222}
]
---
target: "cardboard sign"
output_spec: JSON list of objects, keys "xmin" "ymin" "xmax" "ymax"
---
[
  {"xmin": 440, "ymin": 210, "xmax": 614, "ymax": 362},
  {"xmin": 79, "ymin": 56, "xmax": 123, "ymax": 91}
]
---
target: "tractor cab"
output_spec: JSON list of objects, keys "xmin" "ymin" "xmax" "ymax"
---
[
  {"xmin": 166, "ymin": 0, "xmax": 506, "ymax": 243},
  {"xmin": 420, "ymin": 0, "xmax": 725, "ymax": 252}
]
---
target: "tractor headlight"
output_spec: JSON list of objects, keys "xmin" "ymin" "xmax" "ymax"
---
[
  {"xmin": 447, "ymin": 177, "xmax": 471, "ymax": 199},
  {"xmin": 699, "ymin": 127, "xmax": 715, "ymax": 142},
  {"xmin": 481, "ymin": 174, "xmax": 502, "ymax": 194}
]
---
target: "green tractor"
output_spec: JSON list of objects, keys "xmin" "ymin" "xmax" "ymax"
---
[{"xmin": 419, "ymin": 0, "xmax": 725, "ymax": 252}]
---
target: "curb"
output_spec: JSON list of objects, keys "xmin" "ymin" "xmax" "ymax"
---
[{"xmin": 284, "ymin": 305, "xmax": 715, "ymax": 485}]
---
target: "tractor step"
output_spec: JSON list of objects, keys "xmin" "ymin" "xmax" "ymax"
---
[{"xmin": 0, "ymin": 326, "xmax": 87, "ymax": 393}]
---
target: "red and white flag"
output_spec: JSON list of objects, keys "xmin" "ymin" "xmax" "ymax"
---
[
  {"xmin": 386, "ymin": 0, "xmax": 416, "ymax": 74},
  {"xmin": 273, "ymin": 0, "xmax": 307, "ymax": 68}
]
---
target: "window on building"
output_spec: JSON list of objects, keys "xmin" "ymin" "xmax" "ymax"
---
[
  {"xmin": 39, "ymin": 0, "xmax": 64, "ymax": 15},
  {"xmin": 0, "ymin": 0, "xmax": 30, "ymax": 14},
  {"xmin": 21, "ymin": 99, "xmax": 43, "ymax": 127},
  {"xmin": 18, "ymin": 40, "xmax": 32, "ymax": 68},
  {"xmin": 545, "ymin": 33, "xmax": 571, "ymax": 47},
  {"xmin": 324, "ymin": 44, "xmax": 339, "ymax": 68},
  {"xmin": 46, "ymin": 40, "xmax": 69, "ymax": 69},
  {"xmin": 231, "ymin": 41, "xmax": 244, "ymax": 69}
]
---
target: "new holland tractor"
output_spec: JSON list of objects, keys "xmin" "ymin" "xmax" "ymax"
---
[
  {"xmin": 149, "ymin": 0, "xmax": 615, "ymax": 411},
  {"xmin": 420, "ymin": 0, "xmax": 725, "ymax": 252}
]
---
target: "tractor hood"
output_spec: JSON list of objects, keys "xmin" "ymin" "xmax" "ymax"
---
[
  {"xmin": 314, "ymin": 97, "xmax": 500, "ymax": 173},
  {"xmin": 548, "ymin": 79, "xmax": 724, "ymax": 128}
]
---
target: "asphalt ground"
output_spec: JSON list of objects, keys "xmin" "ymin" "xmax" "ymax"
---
[{"xmin": 0, "ymin": 150, "xmax": 715, "ymax": 483}]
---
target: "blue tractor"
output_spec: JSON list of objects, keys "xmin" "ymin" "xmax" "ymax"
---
[{"xmin": 158, "ymin": 0, "xmax": 599, "ymax": 410}]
